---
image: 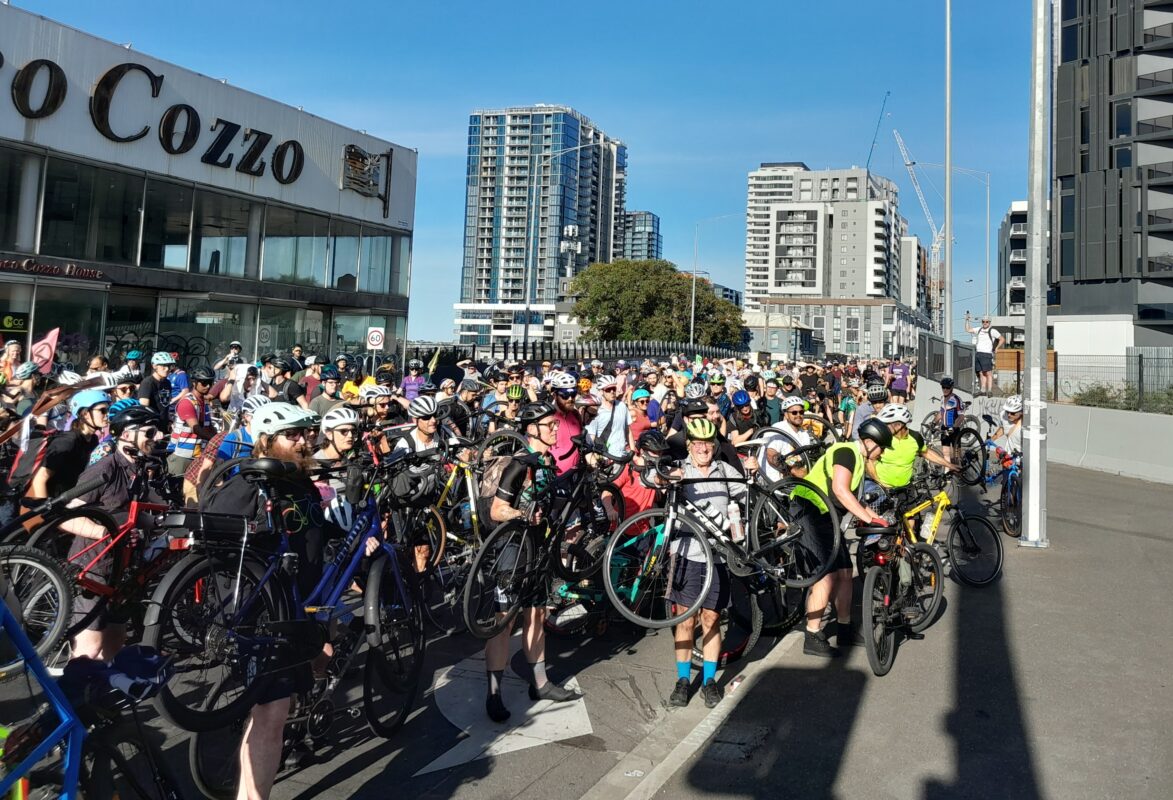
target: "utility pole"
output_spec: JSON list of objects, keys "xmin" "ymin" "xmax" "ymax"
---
[
  {"xmin": 1022, "ymin": 0, "xmax": 1050, "ymax": 548},
  {"xmin": 943, "ymin": 0, "xmax": 954, "ymax": 376}
]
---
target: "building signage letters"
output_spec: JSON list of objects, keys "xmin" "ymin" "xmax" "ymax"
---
[
  {"xmin": 0, "ymin": 52, "xmax": 305, "ymax": 185},
  {"xmin": 0, "ymin": 257, "xmax": 105, "ymax": 281}
]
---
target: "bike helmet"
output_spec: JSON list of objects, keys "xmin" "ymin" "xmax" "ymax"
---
[
  {"xmin": 252, "ymin": 404, "xmax": 321, "ymax": 437},
  {"xmin": 324, "ymin": 496, "xmax": 355, "ymax": 531},
  {"xmin": 517, "ymin": 402, "xmax": 556, "ymax": 425},
  {"xmin": 419, "ymin": 381, "xmax": 439, "ymax": 396},
  {"xmin": 151, "ymin": 352, "xmax": 175, "ymax": 367},
  {"xmin": 1003, "ymin": 395, "xmax": 1023, "ymax": 414},
  {"xmin": 319, "ymin": 365, "xmax": 340, "ymax": 381},
  {"xmin": 241, "ymin": 395, "xmax": 271, "ymax": 416},
  {"xmin": 189, "ymin": 366, "xmax": 215, "ymax": 384},
  {"xmin": 595, "ymin": 375, "xmax": 617, "ymax": 391},
  {"xmin": 780, "ymin": 396, "xmax": 805, "ymax": 411},
  {"xmin": 856, "ymin": 417, "xmax": 894, "ymax": 450},
  {"xmin": 548, "ymin": 372, "xmax": 575, "ymax": 391},
  {"xmin": 576, "ymin": 377, "xmax": 593, "ymax": 393},
  {"xmin": 374, "ymin": 368, "xmax": 397, "ymax": 386},
  {"xmin": 56, "ymin": 370, "xmax": 83, "ymax": 386},
  {"xmin": 637, "ymin": 428, "xmax": 670, "ymax": 454},
  {"xmin": 708, "ymin": 373, "xmax": 726, "ymax": 385},
  {"xmin": 109, "ymin": 405, "xmax": 159, "ymax": 435},
  {"xmin": 334, "ymin": 353, "xmax": 351, "ymax": 366},
  {"xmin": 685, "ymin": 417, "xmax": 718, "ymax": 441},
  {"xmin": 408, "ymin": 358, "xmax": 424, "ymax": 370},
  {"xmin": 732, "ymin": 390, "xmax": 751, "ymax": 408},
  {"xmin": 268, "ymin": 357, "xmax": 295, "ymax": 374},
  {"xmin": 743, "ymin": 375, "xmax": 760, "ymax": 392},
  {"xmin": 505, "ymin": 384, "xmax": 526, "ymax": 401},
  {"xmin": 940, "ymin": 377, "xmax": 955, "ymax": 389},
  {"xmin": 14, "ymin": 361, "xmax": 40, "ymax": 380},
  {"xmin": 574, "ymin": 392, "xmax": 600, "ymax": 410},
  {"xmin": 684, "ymin": 383, "xmax": 706, "ymax": 399},
  {"xmin": 631, "ymin": 388, "xmax": 651, "ymax": 402},
  {"xmin": 321, "ymin": 405, "xmax": 360, "ymax": 432},
  {"xmin": 107, "ymin": 398, "xmax": 139, "ymax": 419},
  {"xmin": 359, "ymin": 384, "xmax": 394, "ymax": 400},
  {"xmin": 125, "ymin": 350, "xmax": 143, "ymax": 361},
  {"xmin": 459, "ymin": 378, "xmax": 481, "ymax": 393},
  {"xmin": 408, "ymin": 395, "xmax": 439, "ymax": 419},
  {"xmin": 439, "ymin": 378, "xmax": 456, "ymax": 391},
  {"xmin": 69, "ymin": 389, "xmax": 110, "ymax": 416},
  {"xmin": 877, "ymin": 404, "xmax": 913, "ymax": 425},
  {"xmin": 865, "ymin": 383, "xmax": 889, "ymax": 403}
]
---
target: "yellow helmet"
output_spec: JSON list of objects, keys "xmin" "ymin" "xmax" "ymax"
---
[{"xmin": 685, "ymin": 417, "xmax": 717, "ymax": 441}]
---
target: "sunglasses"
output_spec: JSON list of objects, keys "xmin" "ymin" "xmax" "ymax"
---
[
  {"xmin": 133, "ymin": 426, "xmax": 159, "ymax": 438},
  {"xmin": 417, "ymin": 414, "xmax": 438, "ymax": 421},
  {"xmin": 602, "ymin": 387, "xmax": 617, "ymax": 393},
  {"xmin": 555, "ymin": 389, "xmax": 576, "ymax": 399},
  {"xmin": 375, "ymin": 402, "xmax": 391, "ymax": 409},
  {"xmin": 786, "ymin": 409, "xmax": 804, "ymax": 415},
  {"xmin": 90, "ymin": 406, "xmax": 110, "ymax": 415},
  {"xmin": 636, "ymin": 399, "xmax": 649, "ymax": 405},
  {"xmin": 333, "ymin": 427, "xmax": 358, "ymax": 437},
  {"xmin": 276, "ymin": 429, "xmax": 308, "ymax": 441}
]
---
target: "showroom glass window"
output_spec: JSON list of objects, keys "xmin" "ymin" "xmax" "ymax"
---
[
  {"xmin": 0, "ymin": 146, "xmax": 42, "ymax": 253},
  {"xmin": 359, "ymin": 229, "xmax": 392, "ymax": 294},
  {"xmin": 104, "ymin": 292, "xmax": 159, "ymax": 360},
  {"xmin": 0, "ymin": 282, "xmax": 34, "ymax": 348},
  {"xmin": 258, "ymin": 305, "xmax": 325, "ymax": 356},
  {"xmin": 329, "ymin": 220, "xmax": 361, "ymax": 291},
  {"xmin": 141, "ymin": 180, "xmax": 193, "ymax": 270},
  {"xmin": 263, "ymin": 206, "xmax": 328, "ymax": 287},
  {"xmin": 190, "ymin": 191, "xmax": 250, "ymax": 277},
  {"xmin": 40, "ymin": 159, "xmax": 143, "ymax": 264},
  {"xmin": 33, "ymin": 285, "xmax": 105, "ymax": 369},
  {"xmin": 158, "ymin": 297, "xmax": 257, "ymax": 369}
]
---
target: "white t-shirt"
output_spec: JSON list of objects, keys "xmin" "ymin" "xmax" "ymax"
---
[
  {"xmin": 998, "ymin": 413, "xmax": 1023, "ymax": 452},
  {"xmin": 975, "ymin": 326, "xmax": 1001, "ymax": 354},
  {"xmin": 759, "ymin": 421, "xmax": 814, "ymax": 484}
]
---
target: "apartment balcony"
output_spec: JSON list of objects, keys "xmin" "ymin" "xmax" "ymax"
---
[
  {"xmin": 1010, "ymin": 249, "xmax": 1026, "ymax": 262},
  {"xmin": 1010, "ymin": 223, "xmax": 1028, "ymax": 234},
  {"xmin": 1137, "ymin": 69, "xmax": 1173, "ymax": 91},
  {"xmin": 1148, "ymin": 210, "xmax": 1173, "ymax": 228},
  {"xmin": 1008, "ymin": 277, "xmax": 1026, "ymax": 289},
  {"xmin": 1136, "ymin": 114, "xmax": 1173, "ymax": 136},
  {"xmin": 1144, "ymin": 22, "xmax": 1173, "ymax": 44},
  {"xmin": 1008, "ymin": 303, "xmax": 1026, "ymax": 316}
]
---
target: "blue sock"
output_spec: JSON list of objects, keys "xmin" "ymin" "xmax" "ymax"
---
[
  {"xmin": 702, "ymin": 660, "xmax": 717, "ymax": 684},
  {"xmin": 676, "ymin": 661, "xmax": 691, "ymax": 680}
]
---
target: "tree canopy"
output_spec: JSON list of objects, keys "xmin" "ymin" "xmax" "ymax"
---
[{"xmin": 569, "ymin": 259, "xmax": 744, "ymax": 347}]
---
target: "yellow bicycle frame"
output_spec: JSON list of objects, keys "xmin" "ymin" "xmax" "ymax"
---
[
  {"xmin": 434, "ymin": 458, "xmax": 483, "ymax": 545},
  {"xmin": 899, "ymin": 489, "xmax": 952, "ymax": 545}
]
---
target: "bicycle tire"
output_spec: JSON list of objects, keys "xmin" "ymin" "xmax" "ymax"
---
[
  {"xmin": 905, "ymin": 542, "xmax": 944, "ymax": 634},
  {"xmin": 801, "ymin": 413, "xmax": 840, "ymax": 446},
  {"xmin": 141, "ymin": 551, "xmax": 286, "ymax": 732},
  {"xmin": 748, "ymin": 479, "xmax": 841, "ymax": 589},
  {"xmin": 862, "ymin": 565, "xmax": 897, "ymax": 677},
  {"xmin": 602, "ymin": 508, "xmax": 712, "ymax": 630},
  {"xmin": 476, "ymin": 430, "xmax": 530, "ymax": 465},
  {"xmin": 461, "ymin": 520, "xmax": 534, "ymax": 640},
  {"xmin": 946, "ymin": 514, "xmax": 1003, "ymax": 587},
  {"xmin": 83, "ymin": 720, "xmax": 184, "ymax": 799},
  {"xmin": 918, "ymin": 411, "xmax": 940, "ymax": 439},
  {"xmin": 954, "ymin": 428, "xmax": 987, "ymax": 486},
  {"xmin": 403, "ymin": 505, "xmax": 447, "ymax": 578},
  {"xmin": 1000, "ymin": 474, "xmax": 1022, "ymax": 538},
  {"xmin": 187, "ymin": 692, "xmax": 243, "ymax": 800},
  {"xmin": 363, "ymin": 551, "xmax": 426, "ymax": 739},
  {"xmin": 749, "ymin": 584, "xmax": 805, "ymax": 636},
  {"xmin": 0, "ymin": 545, "xmax": 74, "ymax": 683},
  {"xmin": 544, "ymin": 601, "xmax": 601, "ymax": 638},
  {"xmin": 549, "ymin": 482, "xmax": 625, "ymax": 582},
  {"xmin": 690, "ymin": 577, "xmax": 762, "ymax": 668}
]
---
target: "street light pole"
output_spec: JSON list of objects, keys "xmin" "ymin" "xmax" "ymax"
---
[{"xmin": 944, "ymin": 0, "xmax": 954, "ymax": 375}]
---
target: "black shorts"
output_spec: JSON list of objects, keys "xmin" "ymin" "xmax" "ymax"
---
[
  {"xmin": 492, "ymin": 525, "xmax": 549, "ymax": 610},
  {"xmin": 976, "ymin": 352, "xmax": 994, "ymax": 373},
  {"xmin": 669, "ymin": 558, "xmax": 730, "ymax": 611},
  {"xmin": 790, "ymin": 498, "xmax": 850, "ymax": 575},
  {"xmin": 67, "ymin": 538, "xmax": 121, "ymax": 632},
  {"xmin": 940, "ymin": 427, "xmax": 961, "ymax": 446}
]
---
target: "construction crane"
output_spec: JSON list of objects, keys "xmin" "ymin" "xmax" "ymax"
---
[
  {"xmin": 865, "ymin": 91, "xmax": 890, "ymax": 171},
  {"xmin": 893, "ymin": 129, "xmax": 945, "ymax": 334}
]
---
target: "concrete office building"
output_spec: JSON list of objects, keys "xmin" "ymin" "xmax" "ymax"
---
[
  {"xmin": 899, "ymin": 235, "xmax": 933, "ymax": 320},
  {"xmin": 1052, "ymin": 0, "xmax": 1173, "ymax": 350},
  {"xmin": 712, "ymin": 281, "xmax": 743, "ymax": 308},
  {"xmin": 620, "ymin": 210, "xmax": 662, "ymax": 260},
  {"xmin": 0, "ymin": 6, "xmax": 416, "ymax": 369},
  {"xmin": 454, "ymin": 105, "xmax": 626, "ymax": 347}
]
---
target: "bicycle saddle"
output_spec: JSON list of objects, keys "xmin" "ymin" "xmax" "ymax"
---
[
  {"xmin": 240, "ymin": 458, "xmax": 300, "ymax": 483},
  {"xmin": 856, "ymin": 523, "xmax": 898, "ymax": 537}
]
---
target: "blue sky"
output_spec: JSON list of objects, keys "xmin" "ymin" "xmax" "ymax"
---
[{"xmin": 20, "ymin": 0, "xmax": 1035, "ymax": 340}]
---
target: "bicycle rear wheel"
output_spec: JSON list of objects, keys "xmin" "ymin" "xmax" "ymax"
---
[
  {"xmin": 83, "ymin": 720, "xmax": 184, "ymax": 799},
  {"xmin": 363, "ymin": 551, "xmax": 426, "ymax": 739},
  {"xmin": 905, "ymin": 543, "xmax": 944, "ymax": 634},
  {"xmin": 0, "ymin": 545, "xmax": 74, "ymax": 682},
  {"xmin": 403, "ymin": 506, "xmax": 447, "ymax": 577},
  {"xmin": 187, "ymin": 685, "xmax": 244, "ymax": 800},
  {"xmin": 690, "ymin": 577, "xmax": 761, "ymax": 668},
  {"xmin": 748, "ymin": 479, "xmax": 840, "ymax": 589},
  {"xmin": 862, "ymin": 565, "xmax": 897, "ymax": 677},
  {"xmin": 550, "ymin": 483, "xmax": 625, "ymax": 582},
  {"xmin": 750, "ymin": 583, "xmax": 805, "ymax": 636},
  {"xmin": 461, "ymin": 520, "xmax": 535, "ymax": 640},
  {"xmin": 946, "ymin": 514, "xmax": 1003, "ymax": 587},
  {"xmin": 602, "ymin": 509, "xmax": 712, "ymax": 630},
  {"xmin": 954, "ymin": 428, "xmax": 987, "ymax": 486},
  {"xmin": 1000, "ymin": 474, "xmax": 1022, "ymax": 538},
  {"xmin": 476, "ymin": 430, "xmax": 529, "ymax": 464}
]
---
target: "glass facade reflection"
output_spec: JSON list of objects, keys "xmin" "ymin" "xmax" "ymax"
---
[
  {"xmin": 32, "ymin": 285, "xmax": 105, "ymax": 368},
  {"xmin": 191, "ymin": 191, "xmax": 251, "ymax": 277},
  {"xmin": 263, "ymin": 207, "xmax": 329, "ymax": 288}
]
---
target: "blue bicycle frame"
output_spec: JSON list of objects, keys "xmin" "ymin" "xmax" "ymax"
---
[{"xmin": 0, "ymin": 604, "xmax": 85, "ymax": 799}]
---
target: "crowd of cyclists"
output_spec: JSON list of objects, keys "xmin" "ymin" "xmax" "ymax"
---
[{"xmin": 0, "ymin": 339, "xmax": 1027, "ymax": 799}]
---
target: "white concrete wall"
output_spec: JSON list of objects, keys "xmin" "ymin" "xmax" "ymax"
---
[{"xmin": 1051, "ymin": 315, "xmax": 1135, "ymax": 355}]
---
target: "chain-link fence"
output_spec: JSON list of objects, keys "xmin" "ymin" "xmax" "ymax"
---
[{"xmin": 994, "ymin": 349, "xmax": 1173, "ymax": 414}]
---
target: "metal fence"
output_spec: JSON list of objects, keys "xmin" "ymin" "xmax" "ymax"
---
[
  {"xmin": 917, "ymin": 330, "xmax": 977, "ymax": 393},
  {"xmin": 994, "ymin": 349, "xmax": 1173, "ymax": 414},
  {"xmin": 480, "ymin": 339, "xmax": 746, "ymax": 365}
]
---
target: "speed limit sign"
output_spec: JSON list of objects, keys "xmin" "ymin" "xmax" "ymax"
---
[{"xmin": 366, "ymin": 326, "xmax": 386, "ymax": 351}]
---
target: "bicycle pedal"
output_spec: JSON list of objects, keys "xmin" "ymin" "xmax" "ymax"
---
[{"xmin": 905, "ymin": 632, "xmax": 925, "ymax": 641}]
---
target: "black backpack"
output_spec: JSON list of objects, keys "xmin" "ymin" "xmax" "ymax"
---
[{"xmin": 6, "ymin": 427, "xmax": 59, "ymax": 497}]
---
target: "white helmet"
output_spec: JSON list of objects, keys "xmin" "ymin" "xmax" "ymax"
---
[
  {"xmin": 359, "ymin": 384, "xmax": 393, "ymax": 400},
  {"xmin": 780, "ymin": 396, "xmax": 805, "ymax": 411},
  {"xmin": 56, "ymin": 370, "xmax": 83, "ymax": 386},
  {"xmin": 324, "ymin": 496, "xmax": 355, "ymax": 531},
  {"xmin": 321, "ymin": 405, "xmax": 360, "ymax": 432},
  {"xmin": 241, "ymin": 395, "xmax": 271, "ymax": 416},
  {"xmin": 408, "ymin": 395, "xmax": 438, "ymax": 419},
  {"xmin": 1003, "ymin": 395, "xmax": 1023, "ymax": 414},
  {"xmin": 595, "ymin": 375, "xmax": 617, "ymax": 391},
  {"xmin": 548, "ymin": 373, "xmax": 575, "ymax": 390},
  {"xmin": 877, "ymin": 404, "xmax": 913, "ymax": 425},
  {"xmin": 684, "ymin": 383, "xmax": 706, "ymax": 399},
  {"xmin": 252, "ymin": 403, "xmax": 321, "ymax": 437}
]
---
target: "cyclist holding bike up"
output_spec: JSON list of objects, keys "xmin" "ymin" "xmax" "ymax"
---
[
  {"xmin": 26, "ymin": 389, "xmax": 110, "ymax": 504},
  {"xmin": 791, "ymin": 418, "xmax": 893, "ymax": 657},
  {"xmin": 866, "ymin": 404, "xmax": 957, "ymax": 502},
  {"xmin": 483, "ymin": 402, "xmax": 580, "ymax": 723},
  {"xmin": 59, "ymin": 404, "xmax": 161, "ymax": 661}
]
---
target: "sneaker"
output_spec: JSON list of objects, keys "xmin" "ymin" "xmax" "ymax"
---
[
  {"xmin": 669, "ymin": 678, "xmax": 691, "ymax": 707},
  {"xmin": 700, "ymin": 679, "xmax": 723, "ymax": 709},
  {"xmin": 803, "ymin": 628, "xmax": 840, "ymax": 658},
  {"xmin": 529, "ymin": 681, "xmax": 580, "ymax": 702}
]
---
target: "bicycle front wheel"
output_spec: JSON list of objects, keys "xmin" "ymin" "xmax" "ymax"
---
[
  {"xmin": 954, "ymin": 428, "xmax": 987, "ymax": 486},
  {"xmin": 461, "ymin": 520, "xmax": 535, "ymax": 640},
  {"xmin": 1000, "ymin": 474, "xmax": 1022, "ymax": 538},
  {"xmin": 550, "ymin": 483, "xmax": 625, "ymax": 582},
  {"xmin": 83, "ymin": 721, "xmax": 184, "ymax": 799},
  {"xmin": 690, "ymin": 577, "xmax": 761, "ymax": 668},
  {"xmin": 905, "ymin": 543, "xmax": 944, "ymax": 634},
  {"xmin": 946, "ymin": 514, "xmax": 1003, "ymax": 587},
  {"xmin": 602, "ymin": 509, "xmax": 712, "ymax": 630},
  {"xmin": 749, "ymin": 479, "xmax": 840, "ymax": 589},
  {"xmin": 364, "ymin": 551, "xmax": 426, "ymax": 739},
  {"xmin": 862, "ymin": 565, "xmax": 897, "ymax": 677},
  {"xmin": 0, "ymin": 545, "xmax": 74, "ymax": 682}
]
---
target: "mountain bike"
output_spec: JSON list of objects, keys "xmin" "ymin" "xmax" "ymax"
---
[{"xmin": 977, "ymin": 414, "xmax": 1023, "ymax": 538}]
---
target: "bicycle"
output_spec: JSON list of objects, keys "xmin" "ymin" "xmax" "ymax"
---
[{"xmin": 978, "ymin": 414, "xmax": 1023, "ymax": 539}]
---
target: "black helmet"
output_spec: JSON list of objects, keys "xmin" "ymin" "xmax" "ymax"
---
[
  {"xmin": 319, "ymin": 365, "xmax": 340, "ymax": 381},
  {"xmin": 110, "ymin": 405, "xmax": 160, "ymax": 436},
  {"xmin": 856, "ymin": 417, "xmax": 894, "ymax": 450},
  {"xmin": 517, "ymin": 402, "xmax": 556, "ymax": 425},
  {"xmin": 636, "ymin": 429, "xmax": 670, "ymax": 454},
  {"xmin": 269, "ymin": 357, "xmax": 295, "ymax": 374},
  {"xmin": 419, "ymin": 381, "xmax": 438, "ymax": 395},
  {"xmin": 190, "ymin": 366, "xmax": 215, "ymax": 384},
  {"xmin": 375, "ymin": 368, "xmax": 396, "ymax": 386},
  {"xmin": 940, "ymin": 377, "xmax": 955, "ymax": 389},
  {"xmin": 679, "ymin": 397, "xmax": 708, "ymax": 417}
]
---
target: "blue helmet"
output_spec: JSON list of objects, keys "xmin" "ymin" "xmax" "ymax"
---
[
  {"xmin": 70, "ymin": 389, "xmax": 110, "ymax": 416},
  {"xmin": 108, "ymin": 398, "xmax": 140, "ymax": 418},
  {"xmin": 126, "ymin": 350, "xmax": 143, "ymax": 361}
]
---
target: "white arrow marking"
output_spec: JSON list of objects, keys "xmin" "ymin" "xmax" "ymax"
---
[{"xmin": 414, "ymin": 637, "xmax": 591, "ymax": 776}]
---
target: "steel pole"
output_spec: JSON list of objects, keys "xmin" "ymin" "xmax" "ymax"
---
[
  {"xmin": 522, "ymin": 159, "xmax": 539, "ymax": 356},
  {"xmin": 985, "ymin": 173, "xmax": 991, "ymax": 317},
  {"xmin": 943, "ymin": 0, "xmax": 954, "ymax": 375},
  {"xmin": 1022, "ymin": 0, "xmax": 1050, "ymax": 548}
]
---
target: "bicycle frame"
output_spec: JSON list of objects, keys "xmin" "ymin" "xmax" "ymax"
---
[
  {"xmin": 898, "ymin": 490, "xmax": 951, "ymax": 546},
  {"xmin": 63, "ymin": 500, "xmax": 172, "ymax": 602},
  {"xmin": 434, "ymin": 458, "xmax": 483, "ymax": 543},
  {"xmin": 0, "ymin": 603, "xmax": 85, "ymax": 799}
]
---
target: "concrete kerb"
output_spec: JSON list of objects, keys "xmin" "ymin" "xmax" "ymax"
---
[{"xmin": 579, "ymin": 629, "xmax": 805, "ymax": 800}]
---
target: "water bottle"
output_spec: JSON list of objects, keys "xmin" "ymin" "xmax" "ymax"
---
[{"xmin": 728, "ymin": 503, "xmax": 744, "ymax": 544}]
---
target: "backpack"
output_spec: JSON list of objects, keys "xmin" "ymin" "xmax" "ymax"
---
[
  {"xmin": 478, "ymin": 455, "xmax": 511, "ymax": 501},
  {"xmin": 7, "ymin": 427, "xmax": 59, "ymax": 497}
]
